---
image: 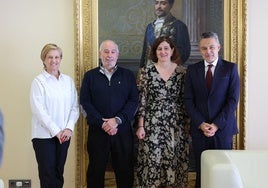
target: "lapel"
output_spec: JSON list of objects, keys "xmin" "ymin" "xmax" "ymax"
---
[
  {"xmin": 195, "ymin": 61, "xmax": 207, "ymax": 94},
  {"xmin": 210, "ymin": 58, "xmax": 223, "ymax": 93}
]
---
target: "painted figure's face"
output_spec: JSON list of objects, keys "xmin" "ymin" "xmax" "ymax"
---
[
  {"xmin": 199, "ymin": 37, "xmax": 221, "ymax": 63},
  {"xmin": 99, "ymin": 41, "xmax": 119, "ymax": 71},
  {"xmin": 154, "ymin": 0, "xmax": 172, "ymax": 18},
  {"xmin": 156, "ymin": 41, "xmax": 174, "ymax": 63},
  {"xmin": 43, "ymin": 50, "xmax": 61, "ymax": 73}
]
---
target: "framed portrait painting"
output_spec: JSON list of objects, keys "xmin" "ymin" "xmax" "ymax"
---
[{"xmin": 74, "ymin": 0, "xmax": 247, "ymax": 187}]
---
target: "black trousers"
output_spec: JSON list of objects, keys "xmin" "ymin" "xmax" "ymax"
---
[
  {"xmin": 87, "ymin": 128, "xmax": 134, "ymax": 188},
  {"xmin": 32, "ymin": 137, "xmax": 70, "ymax": 188}
]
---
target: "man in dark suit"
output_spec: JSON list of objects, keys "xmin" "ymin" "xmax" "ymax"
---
[{"xmin": 184, "ymin": 31, "xmax": 240, "ymax": 188}]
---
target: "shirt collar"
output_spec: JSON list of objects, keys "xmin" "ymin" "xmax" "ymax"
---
[
  {"xmin": 204, "ymin": 58, "xmax": 218, "ymax": 67},
  {"xmin": 99, "ymin": 64, "xmax": 118, "ymax": 75},
  {"xmin": 155, "ymin": 16, "xmax": 165, "ymax": 25},
  {"xmin": 43, "ymin": 70, "xmax": 62, "ymax": 79}
]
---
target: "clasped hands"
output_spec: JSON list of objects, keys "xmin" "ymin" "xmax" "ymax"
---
[
  {"xmin": 57, "ymin": 128, "xmax": 73, "ymax": 144},
  {"xmin": 102, "ymin": 118, "xmax": 118, "ymax": 136},
  {"xmin": 200, "ymin": 122, "xmax": 218, "ymax": 137}
]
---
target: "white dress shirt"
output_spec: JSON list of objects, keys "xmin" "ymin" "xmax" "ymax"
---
[
  {"xmin": 30, "ymin": 70, "xmax": 79, "ymax": 139},
  {"xmin": 154, "ymin": 17, "xmax": 165, "ymax": 38},
  {"xmin": 204, "ymin": 58, "xmax": 218, "ymax": 77}
]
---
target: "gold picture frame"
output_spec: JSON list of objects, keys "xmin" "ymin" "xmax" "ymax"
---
[{"xmin": 74, "ymin": 0, "xmax": 247, "ymax": 187}]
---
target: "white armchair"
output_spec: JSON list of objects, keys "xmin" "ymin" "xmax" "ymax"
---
[
  {"xmin": 201, "ymin": 150, "xmax": 268, "ymax": 188},
  {"xmin": 0, "ymin": 179, "xmax": 3, "ymax": 188}
]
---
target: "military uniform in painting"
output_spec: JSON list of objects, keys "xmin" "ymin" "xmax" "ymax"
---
[{"xmin": 140, "ymin": 13, "xmax": 191, "ymax": 67}]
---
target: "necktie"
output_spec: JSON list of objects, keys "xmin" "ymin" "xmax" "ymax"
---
[{"xmin": 206, "ymin": 64, "xmax": 213, "ymax": 91}]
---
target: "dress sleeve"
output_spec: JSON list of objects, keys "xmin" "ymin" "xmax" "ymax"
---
[{"xmin": 137, "ymin": 67, "xmax": 148, "ymax": 118}]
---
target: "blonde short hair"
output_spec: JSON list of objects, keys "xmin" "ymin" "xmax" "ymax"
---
[{"xmin": 40, "ymin": 43, "xmax": 62, "ymax": 62}]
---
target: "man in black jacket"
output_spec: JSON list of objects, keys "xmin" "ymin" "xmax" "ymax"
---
[{"xmin": 80, "ymin": 40, "xmax": 139, "ymax": 188}]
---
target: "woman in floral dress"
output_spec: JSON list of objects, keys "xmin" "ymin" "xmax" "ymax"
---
[{"xmin": 136, "ymin": 36, "xmax": 189, "ymax": 188}]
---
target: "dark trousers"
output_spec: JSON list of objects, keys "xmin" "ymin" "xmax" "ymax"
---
[
  {"xmin": 192, "ymin": 133, "xmax": 233, "ymax": 188},
  {"xmin": 32, "ymin": 137, "xmax": 70, "ymax": 188},
  {"xmin": 87, "ymin": 128, "xmax": 134, "ymax": 188}
]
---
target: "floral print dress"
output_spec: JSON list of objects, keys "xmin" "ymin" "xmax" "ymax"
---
[{"xmin": 136, "ymin": 63, "xmax": 189, "ymax": 188}]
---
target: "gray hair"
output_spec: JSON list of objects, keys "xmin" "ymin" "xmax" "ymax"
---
[
  {"xmin": 200, "ymin": 31, "xmax": 220, "ymax": 44},
  {"xmin": 99, "ymin": 40, "xmax": 119, "ymax": 52}
]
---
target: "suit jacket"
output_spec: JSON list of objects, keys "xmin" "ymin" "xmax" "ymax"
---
[{"xmin": 184, "ymin": 58, "xmax": 240, "ymax": 138}]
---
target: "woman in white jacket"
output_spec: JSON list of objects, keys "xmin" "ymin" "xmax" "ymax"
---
[{"xmin": 30, "ymin": 43, "xmax": 79, "ymax": 188}]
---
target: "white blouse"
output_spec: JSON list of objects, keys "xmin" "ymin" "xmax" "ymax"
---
[{"xmin": 30, "ymin": 70, "xmax": 79, "ymax": 139}]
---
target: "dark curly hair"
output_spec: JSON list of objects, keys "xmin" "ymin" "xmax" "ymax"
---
[
  {"xmin": 149, "ymin": 36, "xmax": 181, "ymax": 64},
  {"xmin": 168, "ymin": 0, "xmax": 175, "ymax": 6}
]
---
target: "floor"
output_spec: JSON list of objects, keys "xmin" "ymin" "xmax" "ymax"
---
[{"xmin": 104, "ymin": 171, "xmax": 196, "ymax": 188}]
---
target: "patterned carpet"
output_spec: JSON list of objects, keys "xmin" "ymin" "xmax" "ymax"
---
[{"xmin": 104, "ymin": 171, "xmax": 196, "ymax": 188}]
